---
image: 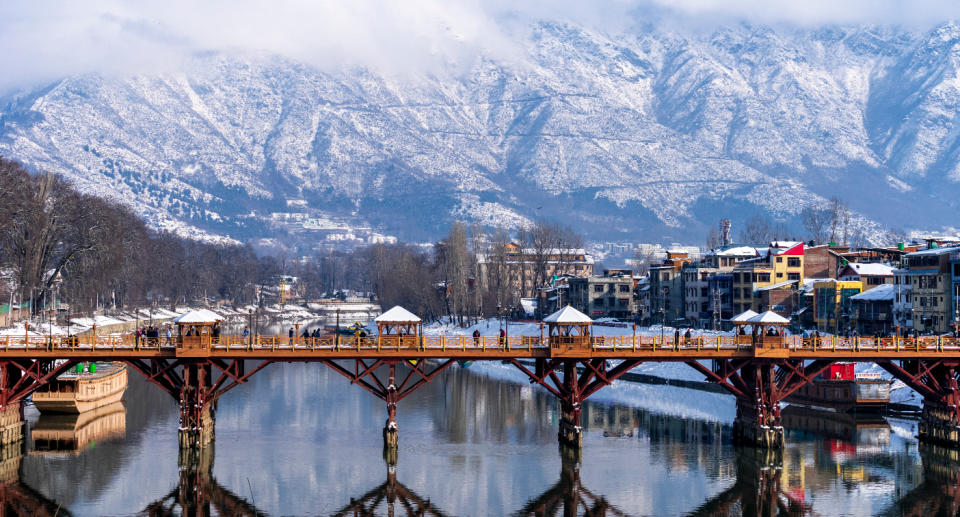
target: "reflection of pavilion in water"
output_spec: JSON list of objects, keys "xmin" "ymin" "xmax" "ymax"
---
[
  {"xmin": 30, "ymin": 401, "xmax": 127, "ymax": 454},
  {"xmin": 512, "ymin": 447, "xmax": 630, "ymax": 517}
]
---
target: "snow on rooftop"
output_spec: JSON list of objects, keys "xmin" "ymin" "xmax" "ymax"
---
[
  {"xmin": 850, "ymin": 284, "xmax": 895, "ymax": 302},
  {"xmin": 747, "ymin": 311, "xmax": 790, "ymax": 324},
  {"xmin": 173, "ymin": 309, "xmax": 224, "ymax": 324},
  {"xmin": 907, "ymin": 245, "xmax": 960, "ymax": 256},
  {"xmin": 731, "ymin": 309, "xmax": 759, "ymax": 323},
  {"xmin": 375, "ymin": 305, "xmax": 421, "ymax": 323},
  {"xmin": 543, "ymin": 305, "xmax": 592, "ymax": 324},
  {"xmin": 713, "ymin": 246, "xmax": 760, "ymax": 256},
  {"xmin": 757, "ymin": 280, "xmax": 798, "ymax": 291},
  {"xmin": 844, "ymin": 263, "xmax": 895, "ymax": 276}
]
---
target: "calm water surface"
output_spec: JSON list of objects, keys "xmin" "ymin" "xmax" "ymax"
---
[{"xmin": 11, "ymin": 359, "xmax": 958, "ymax": 516}]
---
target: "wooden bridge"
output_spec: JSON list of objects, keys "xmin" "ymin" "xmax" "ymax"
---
[{"xmin": 2, "ymin": 330, "xmax": 960, "ymax": 452}]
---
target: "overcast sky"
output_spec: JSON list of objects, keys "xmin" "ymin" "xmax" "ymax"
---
[{"xmin": 1, "ymin": 1, "xmax": 958, "ymax": 93}]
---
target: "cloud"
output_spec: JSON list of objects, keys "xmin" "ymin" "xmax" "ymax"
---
[{"xmin": 0, "ymin": 1, "xmax": 958, "ymax": 93}]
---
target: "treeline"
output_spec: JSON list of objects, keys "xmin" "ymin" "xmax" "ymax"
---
[
  {"xmin": 0, "ymin": 157, "xmax": 268, "ymax": 315},
  {"xmin": 1, "ymin": 156, "xmax": 581, "ymax": 325}
]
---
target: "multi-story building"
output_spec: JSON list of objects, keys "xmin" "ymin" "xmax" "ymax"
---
[
  {"xmin": 476, "ymin": 242, "xmax": 594, "ymax": 304},
  {"xmin": 903, "ymin": 245, "xmax": 958, "ymax": 333},
  {"xmin": 803, "ymin": 244, "xmax": 850, "ymax": 279},
  {"xmin": 850, "ymin": 284, "xmax": 895, "ymax": 335},
  {"xmin": 568, "ymin": 269, "xmax": 637, "ymax": 320},
  {"xmin": 681, "ymin": 245, "xmax": 759, "ymax": 328},
  {"xmin": 838, "ymin": 262, "xmax": 895, "ymax": 290},
  {"xmin": 951, "ymin": 251, "xmax": 960, "ymax": 331},
  {"xmin": 732, "ymin": 242, "xmax": 805, "ymax": 315},
  {"xmin": 892, "ymin": 268, "xmax": 914, "ymax": 332},
  {"xmin": 813, "ymin": 280, "xmax": 863, "ymax": 332},
  {"xmin": 648, "ymin": 251, "xmax": 691, "ymax": 325}
]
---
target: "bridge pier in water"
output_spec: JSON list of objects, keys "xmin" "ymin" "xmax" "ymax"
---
[
  {"xmin": 688, "ymin": 358, "xmax": 834, "ymax": 449},
  {"xmin": 179, "ymin": 362, "xmax": 215, "ymax": 449},
  {"xmin": 324, "ymin": 359, "xmax": 455, "ymax": 452},
  {"xmin": 511, "ymin": 358, "xmax": 643, "ymax": 449},
  {"xmin": 879, "ymin": 360, "xmax": 960, "ymax": 447}
]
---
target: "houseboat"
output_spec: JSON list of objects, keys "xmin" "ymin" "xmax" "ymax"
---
[
  {"xmin": 786, "ymin": 363, "xmax": 891, "ymax": 412},
  {"xmin": 32, "ymin": 363, "xmax": 127, "ymax": 414}
]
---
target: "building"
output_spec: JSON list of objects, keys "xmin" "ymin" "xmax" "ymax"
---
[
  {"xmin": 838, "ymin": 262, "xmax": 895, "ymax": 290},
  {"xmin": 803, "ymin": 244, "xmax": 850, "ymax": 279},
  {"xmin": 850, "ymin": 284, "xmax": 895, "ymax": 335},
  {"xmin": 648, "ymin": 251, "xmax": 692, "ymax": 325},
  {"xmin": 684, "ymin": 245, "xmax": 761, "ymax": 327},
  {"xmin": 732, "ymin": 242, "xmax": 805, "ymax": 315},
  {"xmin": 568, "ymin": 269, "xmax": 637, "ymax": 320},
  {"xmin": 476, "ymin": 243, "xmax": 594, "ymax": 303},
  {"xmin": 813, "ymin": 280, "xmax": 863, "ymax": 332},
  {"xmin": 902, "ymin": 245, "xmax": 958, "ymax": 333},
  {"xmin": 892, "ymin": 268, "xmax": 914, "ymax": 332}
]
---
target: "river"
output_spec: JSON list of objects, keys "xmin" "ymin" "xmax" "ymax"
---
[{"xmin": 11, "ymin": 359, "xmax": 955, "ymax": 516}]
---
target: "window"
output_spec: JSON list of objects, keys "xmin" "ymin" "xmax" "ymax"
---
[
  {"xmin": 661, "ymin": 272, "xmax": 670, "ymax": 281},
  {"xmin": 868, "ymin": 277, "xmax": 883, "ymax": 285},
  {"xmin": 758, "ymin": 274, "xmax": 771, "ymax": 283},
  {"xmin": 788, "ymin": 257, "xmax": 801, "ymax": 267},
  {"xmin": 619, "ymin": 285, "xmax": 630, "ymax": 293},
  {"xmin": 776, "ymin": 257, "xmax": 783, "ymax": 263},
  {"xmin": 594, "ymin": 285, "xmax": 604, "ymax": 293},
  {"xmin": 776, "ymin": 272, "xmax": 784, "ymax": 278},
  {"xmin": 788, "ymin": 273, "xmax": 801, "ymax": 281},
  {"xmin": 618, "ymin": 298, "xmax": 628, "ymax": 307},
  {"xmin": 595, "ymin": 298, "xmax": 604, "ymax": 307}
]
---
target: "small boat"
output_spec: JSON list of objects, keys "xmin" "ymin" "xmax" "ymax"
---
[
  {"xmin": 31, "ymin": 401, "xmax": 126, "ymax": 453},
  {"xmin": 32, "ymin": 363, "xmax": 127, "ymax": 414},
  {"xmin": 786, "ymin": 363, "xmax": 891, "ymax": 413}
]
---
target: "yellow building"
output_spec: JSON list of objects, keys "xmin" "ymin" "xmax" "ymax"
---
[
  {"xmin": 813, "ymin": 280, "xmax": 862, "ymax": 332},
  {"xmin": 732, "ymin": 242, "xmax": 805, "ymax": 314}
]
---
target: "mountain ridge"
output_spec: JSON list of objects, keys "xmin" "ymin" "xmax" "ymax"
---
[{"xmin": 1, "ymin": 21, "xmax": 959, "ymax": 245}]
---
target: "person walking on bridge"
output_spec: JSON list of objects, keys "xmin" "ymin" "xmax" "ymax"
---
[
  {"xmin": 673, "ymin": 328, "xmax": 680, "ymax": 350},
  {"xmin": 288, "ymin": 327, "xmax": 294, "ymax": 346},
  {"xmin": 473, "ymin": 328, "xmax": 480, "ymax": 348}
]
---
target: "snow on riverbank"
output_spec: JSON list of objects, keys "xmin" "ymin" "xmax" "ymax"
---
[{"xmin": 424, "ymin": 317, "xmax": 925, "ymax": 409}]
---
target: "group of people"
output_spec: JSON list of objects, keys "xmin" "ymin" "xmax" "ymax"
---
[{"xmin": 134, "ymin": 325, "xmax": 171, "ymax": 345}]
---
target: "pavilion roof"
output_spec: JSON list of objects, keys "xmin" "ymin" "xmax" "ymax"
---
[
  {"xmin": 731, "ymin": 309, "xmax": 759, "ymax": 323},
  {"xmin": 543, "ymin": 305, "xmax": 592, "ymax": 324},
  {"xmin": 173, "ymin": 309, "xmax": 224, "ymax": 324},
  {"xmin": 375, "ymin": 306, "xmax": 421, "ymax": 323},
  {"xmin": 747, "ymin": 311, "xmax": 789, "ymax": 325}
]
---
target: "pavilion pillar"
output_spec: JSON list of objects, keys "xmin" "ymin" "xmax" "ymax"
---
[
  {"xmin": 179, "ymin": 362, "xmax": 215, "ymax": 450},
  {"xmin": 383, "ymin": 363, "xmax": 399, "ymax": 451}
]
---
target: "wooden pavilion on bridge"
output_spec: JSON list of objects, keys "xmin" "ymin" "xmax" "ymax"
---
[
  {"xmin": 173, "ymin": 309, "xmax": 224, "ymax": 350},
  {"xmin": 374, "ymin": 306, "xmax": 422, "ymax": 349},
  {"xmin": 544, "ymin": 305, "xmax": 592, "ymax": 357},
  {"xmin": 746, "ymin": 310, "xmax": 790, "ymax": 352},
  {"xmin": 731, "ymin": 309, "xmax": 759, "ymax": 344}
]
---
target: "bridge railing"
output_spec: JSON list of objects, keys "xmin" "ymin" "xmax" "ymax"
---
[{"xmin": 2, "ymin": 332, "xmax": 960, "ymax": 355}]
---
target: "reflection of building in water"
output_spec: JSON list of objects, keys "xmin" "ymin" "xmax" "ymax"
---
[
  {"xmin": 30, "ymin": 401, "xmax": 126, "ymax": 453},
  {"xmin": 581, "ymin": 403, "xmax": 636, "ymax": 437},
  {"xmin": 782, "ymin": 405, "xmax": 891, "ymax": 452},
  {"xmin": 688, "ymin": 447, "xmax": 809, "ymax": 516}
]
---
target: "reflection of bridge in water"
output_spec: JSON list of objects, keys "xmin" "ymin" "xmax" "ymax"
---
[{"xmin": 5, "ymin": 402, "xmax": 960, "ymax": 515}]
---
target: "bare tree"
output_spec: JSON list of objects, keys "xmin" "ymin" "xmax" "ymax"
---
[{"xmin": 801, "ymin": 201, "xmax": 832, "ymax": 245}]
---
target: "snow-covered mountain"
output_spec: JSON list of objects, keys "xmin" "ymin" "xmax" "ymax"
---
[{"xmin": 2, "ymin": 21, "xmax": 960, "ymax": 244}]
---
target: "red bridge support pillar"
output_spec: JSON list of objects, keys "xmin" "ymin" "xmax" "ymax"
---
[
  {"xmin": 879, "ymin": 360, "xmax": 960, "ymax": 447},
  {"xmin": 688, "ymin": 359, "xmax": 833, "ymax": 449},
  {"xmin": 511, "ymin": 358, "xmax": 643, "ymax": 449},
  {"xmin": 0, "ymin": 360, "xmax": 76, "ymax": 447},
  {"xmin": 125, "ymin": 359, "xmax": 272, "ymax": 452},
  {"xmin": 324, "ymin": 359, "xmax": 455, "ymax": 452}
]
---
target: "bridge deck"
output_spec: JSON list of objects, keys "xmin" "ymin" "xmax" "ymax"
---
[{"xmin": 2, "ymin": 334, "xmax": 959, "ymax": 360}]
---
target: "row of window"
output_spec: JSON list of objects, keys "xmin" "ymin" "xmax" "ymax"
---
[
  {"xmin": 773, "ymin": 257, "xmax": 802, "ymax": 267},
  {"xmin": 592, "ymin": 284, "xmax": 632, "ymax": 293},
  {"xmin": 594, "ymin": 298, "xmax": 631, "ymax": 307}
]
